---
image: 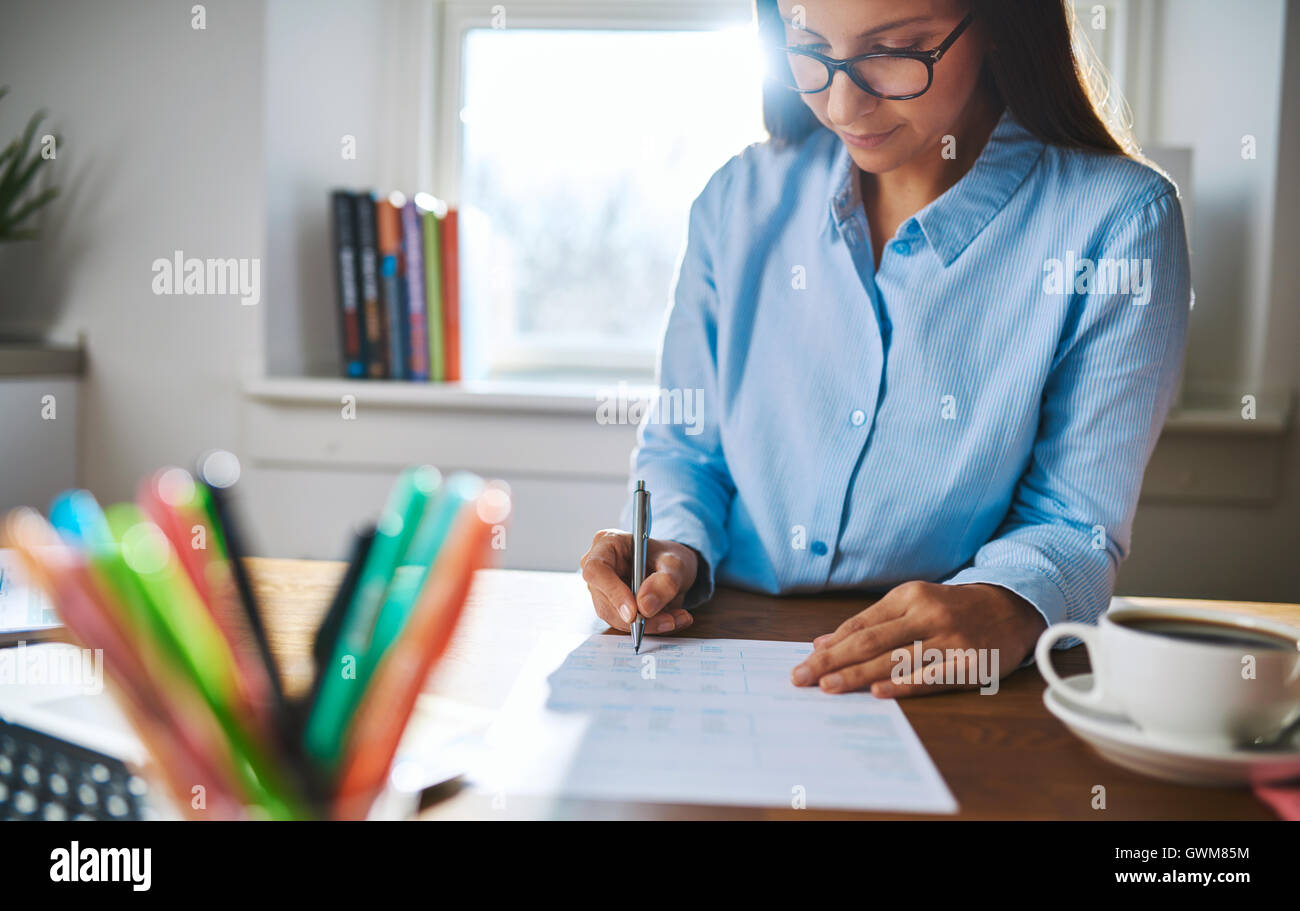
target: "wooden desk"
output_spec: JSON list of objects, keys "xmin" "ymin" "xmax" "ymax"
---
[{"xmin": 247, "ymin": 558, "xmax": 1297, "ymax": 820}]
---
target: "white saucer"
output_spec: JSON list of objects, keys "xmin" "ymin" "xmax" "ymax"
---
[{"xmin": 1043, "ymin": 674, "xmax": 1300, "ymax": 786}]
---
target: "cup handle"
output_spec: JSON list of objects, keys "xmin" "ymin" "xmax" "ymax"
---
[{"xmin": 1035, "ymin": 622, "xmax": 1110, "ymax": 711}]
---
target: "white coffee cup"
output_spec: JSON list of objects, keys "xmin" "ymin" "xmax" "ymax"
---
[{"xmin": 1036, "ymin": 603, "xmax": 1300, "ymax": 750}]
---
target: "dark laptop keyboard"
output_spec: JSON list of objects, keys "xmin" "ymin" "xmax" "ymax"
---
[{"xmin": 0, "ymin": 720, "xmax": 149, "ymax": 820}]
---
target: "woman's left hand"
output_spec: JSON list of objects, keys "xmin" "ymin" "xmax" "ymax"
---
[{"xmin": 791, "ymin": 581, "xmax": 1048, "ymax": 698}]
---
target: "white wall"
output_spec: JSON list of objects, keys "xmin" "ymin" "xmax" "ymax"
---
[
  {"xmin": 238, "ymin": 382, "xmax": 636, "ymax": 567},
  {"xmin": 1113, "ymin": 0, "xmax": 1300, "ymax": 604},
  {"xmin": 1142, "ymin": 0, "xmax": 1289, "ymax": 394},
  {"xmin": 0, "ymin": 378, "xmax": 77, "ymax": 513},
  {"xmin": 0, "ymin": 0, "xmax": 264, "ymax": 504}
]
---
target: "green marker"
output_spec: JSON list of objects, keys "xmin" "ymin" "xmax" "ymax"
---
[
  {"xmin": 105, "ymin": 504, "xmax": 304, "ymax": 819},
  {"xmin": 107, "ymin": 505, "xmax": 240, "ymax": 705},
  {"xmin": 302, "ymin": 466, "xmax": 441, "ymax": 769},
  {"xmin": 363, "ymin": 472, "xmax": 484, "ymax": 680},
  {"xmin": 57, "ymin": 493, "xmax": 226, "ymax": 743}
]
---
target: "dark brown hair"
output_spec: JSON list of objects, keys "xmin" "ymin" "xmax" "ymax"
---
[{"xmin": 755, "ymin": 0, "xmax": 1137, "ymax": 157}]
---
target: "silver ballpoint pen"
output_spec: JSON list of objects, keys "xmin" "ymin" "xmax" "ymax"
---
[{"xmin": 631, "ymin": 479, "xmax": 651, "ymax": 653}]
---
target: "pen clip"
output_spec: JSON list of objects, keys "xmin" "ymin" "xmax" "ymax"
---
[{"xmin": 631, "ymin": 482, "xmax": 649, "ymax": 589}]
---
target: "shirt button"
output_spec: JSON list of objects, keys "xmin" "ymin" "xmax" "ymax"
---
[
  {"xmin": 891, "ymin": 240, "xmax": 912, "ymax": 255},
  {"xmin": 811, "ymin": 541, "xmax": 828, "ymax": 556},
  {"xmin": 850, "ymin": 409, "xmax": 866, "ymax": 426}
]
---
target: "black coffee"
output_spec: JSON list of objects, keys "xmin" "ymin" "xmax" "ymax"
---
[{"xmin": 1115, "ymin": 614, "xmax": 1298, "ymax": 651}]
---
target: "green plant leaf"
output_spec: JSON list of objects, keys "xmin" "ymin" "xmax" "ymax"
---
[
  {"xmin": 0, "ymin": 90, "xmax": 59, "ymax": 242},
  {"xmin": 6, "ymin": 136, "xmax": 52, "ymax": 201},
  {"xmin": 0, "ymin": 105, "xmax": 58, "ymax": 240},
  {"xmin": 0, "ymin": 110, "xmax": 47, "ymax": 199},
  {"xmin": 0, "ymin": 184, "xmax": 58, "ymax": 234}
]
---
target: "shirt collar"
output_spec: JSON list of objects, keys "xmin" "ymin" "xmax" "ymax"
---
[{"xmin": 825, "ymin": 107, "xmax": 1045, "ymax": 266}]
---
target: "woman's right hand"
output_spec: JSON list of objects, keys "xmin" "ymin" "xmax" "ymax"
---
[{"xmin": 579, "ymin": 529, "xmax": 699, "ymax": 634}]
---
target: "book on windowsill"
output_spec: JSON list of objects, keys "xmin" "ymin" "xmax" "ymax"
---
[{"xmin": 329, "ymin": 188, "xmax": 459, "ymax": 383}]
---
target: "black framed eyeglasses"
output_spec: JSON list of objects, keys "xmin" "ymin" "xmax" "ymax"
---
[{"xmin": 777, "ymin": 12, "xmax": 974, "ymax": 100}]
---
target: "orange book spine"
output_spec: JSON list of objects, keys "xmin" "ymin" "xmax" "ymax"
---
[{"xmin": 439, "ymin": 208, "xmax": 460, "ymax": 382}]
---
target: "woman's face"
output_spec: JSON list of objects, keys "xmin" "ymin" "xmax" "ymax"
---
[{"xmin": 776, "ymin": 0, "xmax": 989, "ymax": 174}]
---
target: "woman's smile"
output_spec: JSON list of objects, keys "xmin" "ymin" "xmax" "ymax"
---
[{"xmin": 840, "ymin": 124, "xmax": 902, "ymax": 149}]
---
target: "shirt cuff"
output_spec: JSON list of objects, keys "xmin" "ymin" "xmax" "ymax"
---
[{"xmin": 647, "ymin": 512, "xmax": 720, "ymax": 612}]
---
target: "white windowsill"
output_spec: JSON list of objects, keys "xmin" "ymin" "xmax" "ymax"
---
[{"xmin": 244, "ymin": 375, "xmax": 657, "ymax": 416}]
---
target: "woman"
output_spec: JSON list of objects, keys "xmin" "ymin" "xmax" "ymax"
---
[{"xmin": 579, "ymin": 0, "xmax": 1189, "ymax": 697}]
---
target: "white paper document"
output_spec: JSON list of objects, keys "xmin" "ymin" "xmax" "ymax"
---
[{"xmin": 474, "ymin": 633, "xmax": 958, "ymax": 814}]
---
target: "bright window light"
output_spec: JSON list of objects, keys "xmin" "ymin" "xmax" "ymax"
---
[{"xmin": 459, "ymin": 26, "xmax": 768, "ymax": 379}]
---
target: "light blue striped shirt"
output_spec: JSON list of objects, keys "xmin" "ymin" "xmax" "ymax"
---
[{"xmin": 622, "ymin": 108, "xmax": 1190, "ymax": 631}]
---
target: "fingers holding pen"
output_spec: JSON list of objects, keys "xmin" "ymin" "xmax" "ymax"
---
[
  {"xmin": 579, "ymin": 531, "xmax": 701, "ymax": 636},
  {"xmin": 636, "ymin": 544, "xmax": 697, "ymax": 634},
  {"xmin": 580, "ymin": 530, "xmax": 638, "ymax": 629}
]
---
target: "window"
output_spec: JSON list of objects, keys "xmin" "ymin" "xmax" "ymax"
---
[{"xmin": 452, "ymin": 17, "xmax": 767, "ymax": 380}]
